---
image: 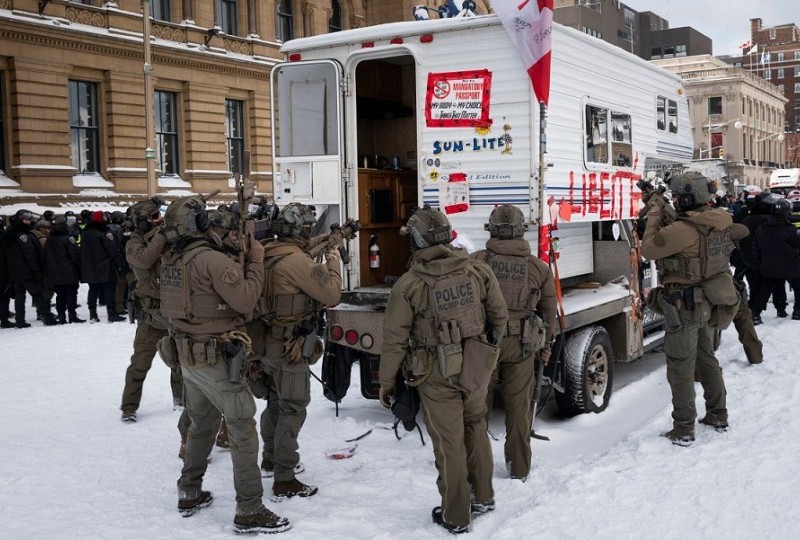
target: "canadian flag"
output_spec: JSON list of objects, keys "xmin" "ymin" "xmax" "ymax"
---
[
  {"xmin": 739, "ymin": 40, "xmax": 751, "ymax": 50},
  {"xmin": 491, "ymin": 0, "xmax": 554, "ymax": 105}
]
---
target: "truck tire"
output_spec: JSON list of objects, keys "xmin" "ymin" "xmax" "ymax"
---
[{"xmin": 555, "ymin": 326, "xmax": 614, "ymax": 417}]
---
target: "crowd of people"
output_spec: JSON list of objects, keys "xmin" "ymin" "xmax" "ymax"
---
[{"xmin": 0, "ymin": 208, "xmax": 133, "ymax": 329}]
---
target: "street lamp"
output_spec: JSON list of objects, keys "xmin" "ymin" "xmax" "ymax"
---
[
  {"xmin": 701, "ymin": 119, "xmax": 743, "ymax": 159},
  {"xmin": 752, "ymin": 132, "xmax": 785, "ymax": 187}
]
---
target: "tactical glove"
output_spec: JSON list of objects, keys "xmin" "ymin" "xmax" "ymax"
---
[
  {"xmin": 246, "ymin": 233, "xmax": 264, "ymax": 263},
  {"xmin": 378, "ymin": 385, "xmax": 395, "ymax": 409}
]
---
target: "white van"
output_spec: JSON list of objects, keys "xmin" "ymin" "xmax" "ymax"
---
[{"xmin": 769, "ymin": 168, "xmax": 800, "ymax": 196}]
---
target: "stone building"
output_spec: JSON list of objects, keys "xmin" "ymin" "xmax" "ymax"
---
[
  {"xmin": 0, "ymin": 0, "xmax": 490, "ymax": 209},
  {"xmin": 654, "ymin": 55, "xmax": 787, "ymax": 189}
]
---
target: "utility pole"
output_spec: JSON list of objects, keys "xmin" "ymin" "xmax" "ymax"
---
[{"xmin": 142, "ymin": 0, "xmax": 157, "ymax": 197}]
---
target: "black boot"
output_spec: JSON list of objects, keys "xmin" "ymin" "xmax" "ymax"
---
[
  {"xmin": 42, "ymin": 313, "xmax": 59, "ymax": 326},
  {"xmin": 69, "ymin": 311, "xmax": 86, "ymax": 324},
  {"xmin": 57, "ymin": 312, "xmax": 67, "ymax": 325},
  {"xmin": 107, "ymin": 309, "xmax": 125, "ymax": 323},
  {"xmin": 89, "ymin": 309, "xmax": 100, "ymax": 323}
]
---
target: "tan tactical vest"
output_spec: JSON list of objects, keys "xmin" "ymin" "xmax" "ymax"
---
[
  {"xmin": 262, "ymin": 254, "xmax": 320, "ymax": 327},
  {"xmin": 160, "ymin": 243, "xmax": 238, "ymax": 320},
  {"xmin": 481, "ymin": 250, "xmax": 540, "ymax": 315},
  {"xmin": 410, "ymin": 266, "xmax": 485, "ymax": 348},
  {"xmin": 656, "ymin": 222, "xmax": 733, "ymax": 286}
]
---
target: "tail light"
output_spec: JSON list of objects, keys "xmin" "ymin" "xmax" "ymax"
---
[
  {"xmin": 330, "ymin": 325, "xmax": 344, "ymax": 341},
  {"xmin": 344, "ymin": 329, "xmax": 359, "ymax": 345}
]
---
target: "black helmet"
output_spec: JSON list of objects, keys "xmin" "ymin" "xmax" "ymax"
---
[
  {"xmin": 51, "ymin": 216, "xmax": 69, "ymax": 232},
  {"xmin": 11, "ymin": 209, "xmax": 34, "ymax": 227},
  {"xmin": 485, "ymin": 204, "xmax": 527, "ymax": 239},
  {"xmin": 401, "ymin": 206, "xmax": 452, "ymax": 251},
  {"xmin": 772, "ymin": 198, "xmax": 792, "ymax": 217},
  {"xmin": 669, "ymin": 172, "xmax": 714, "ymax": 212}
]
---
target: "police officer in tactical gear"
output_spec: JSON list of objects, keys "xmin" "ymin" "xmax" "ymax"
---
[
  {"xmin": 252, "ymin": 202, "xmax": 341, "ymax": 499},
  {"xmin": 380, "ymin": 206, "xmax": 508, "ymax": 534},
  {"xmin": 159, "ymin": 196, "xmax": 289, "ymax": 534},
  {"xmin": 642, "ymin": 172, "xmax": 748, "ymax": 445},
  {"xmin": 5, "ymin": 209, "xmax": 58, "ymax": 327},
  {"xmin": 120, "ymin": 197, "xmax": 184, "ymax": 423},
  {"xmin": 471, "ymin": 205, "xmax": 557, "ymax": 480}
]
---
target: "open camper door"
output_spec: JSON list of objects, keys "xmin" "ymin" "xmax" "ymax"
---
[{"xmin": 270, "ymin": 60, "xmax": 344, "ymax": 214}]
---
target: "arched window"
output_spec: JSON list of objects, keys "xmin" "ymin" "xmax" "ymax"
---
[
  {"xmin": 276, "ymin": 0, "xmax": 293, "ymax": 42},
  {"xmin": 329, "ymin": 0, "xmax": 342, "ymax": 33}
]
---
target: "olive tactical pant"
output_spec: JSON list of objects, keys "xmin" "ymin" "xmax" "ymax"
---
[
  {"xmin": 732, "ymin": 296, "xmax": 763, "ymax": 364},
  {"xmin": 486, "ymin": 336, "xmax": 534, "ymax": 479},
  {"xmin": 418, "ymin": 359, "xmax": 494, "ymax": 528},
  {"xmin": 260, "ymin": 343, "xmax": 311, "ymax": 483},
  {"xmin": 180, "ymin": 360, "xmax": 263, "ymax": 514},
  {"xmin": 664, "ymin": 311, "xmax": 727, "ymax": 433},
  {"xmin": 120, "ymin": 321, "xmax": 182, "ymax": 412}
]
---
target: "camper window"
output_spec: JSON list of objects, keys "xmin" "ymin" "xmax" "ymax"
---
[
  {"xmin": 657, "ymin": 96, "xmax": 666, "ymax": 131},
  {"xmin": 611, "ymin": 112, "xmax": 632, "ymax": 167},
  {"xmin": 668, "ymin": 100, "xmax": 678, "ymax": 133},
  {"xmin": 586, "ymin": 106, "xmax": 608, "ymax": 164},
  {"xmin": 275, "ymin": 63, "xmax": 340, "ymax": 157}
]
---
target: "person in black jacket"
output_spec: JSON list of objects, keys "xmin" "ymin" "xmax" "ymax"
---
[
  {"xmin": 44, "ymin": 216, "xmax": 85, "ymax": 324},
  {"xmin": 5, "ymin": 209, "xmax": 57, "ymax": 327},
  {"xmin": 0, "ymin": 215, "xmax": 14, "ymax": 328},
  {"xmin": 753, "ymin": 198, "xmax": 800, "ymax": 320},
  {"xmin": 80, "ymin": 211, "xmax": 127, "ymax": 322},
  {"xmin": 738, "ymin": 193, "xmax": 788, "ymax": 324}
]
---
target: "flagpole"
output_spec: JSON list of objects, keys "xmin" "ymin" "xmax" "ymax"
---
[{"xmin": 537, "ymin": 100, "xmax": 549, "ymax": 262}]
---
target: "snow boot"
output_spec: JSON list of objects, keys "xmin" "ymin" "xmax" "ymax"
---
[
  {"xmin": 42, "ymin": 313, "xmax": 59, "ymax": 326},
  {"xmin": 89, "ymin": 309, "xmax": 100, "ymax": 323},
  {"xmin": 777, "ymin": 308, "xmax": 788, "ymax": 318},
  {"xmin": 178, "ymin": 490, "xmax": 213, "ymax": 517},
  {"xmin": 107, "ymin": 308, "xmax": 125, "ymax": 323},
  {"xmin": 272, "ymin": 479, "xmax": 318, "ymax": 500},
  {"xmin": 260, "ymin": 457, "xmax": 305, "ymax": 479},
  {"xmin": 661, "ymin": 428, "xmax": 695, "ymax": 447},
  {"xmin": 15, "ymin": 321, "xmax": 32, "ymax": 329},
  {"xmin": 0, "ymin": 319, "xmax": 14, "ymax": 328},
  {"xmin": 121, "ymin": 409, "xmax": 137, "ymax": 423},
  {"xmin": 793, "ymin": 311, "xmax": 800, "ymax": 321},
  {"xmin": 470, "ymin": 499, "xmax": 495, "ymax": 516},
  {"xmin": 699, "ymin": 415, "xmax": 729, "ymax": 432},
  {"xmin": 233, "ymin": 505, "xmax": 291, "ymax": 534},
  {"xmin": 69, "ymin": 312, "xmax": 86, "ymax": 323},
  {"xmin": 431, "ymin": 507, "xmax": 469, "ymax": 535},
  {"xmin": 752, "ymin": 313, "xmax": 763, "ymax": 326}
]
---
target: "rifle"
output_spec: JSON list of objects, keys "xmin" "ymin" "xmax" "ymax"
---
[
  {"xmin": 636, "ymin": 178, "xmax": 677, "ymax": 227},
  {"xmin": 235, "ymin": 150, "xmax": 256, "ymax": 265},
  {"xmin": 307, "ymin": 219, "xmax": 361, "ymax": 264}
]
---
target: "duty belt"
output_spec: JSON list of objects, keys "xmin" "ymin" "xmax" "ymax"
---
[{"xmin": 663, "ymin": 285, "xmax": 697, "ymax": 311}]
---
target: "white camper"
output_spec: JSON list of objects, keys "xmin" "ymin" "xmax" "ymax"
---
[
  {"xmin": 768, "ymin": 168, "xmax": 800, "ymax": 196},
  {"xmin": 270, "ymin": 15, "xmax": 692, "ymax": 415}
]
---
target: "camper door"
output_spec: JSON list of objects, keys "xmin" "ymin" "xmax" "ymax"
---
[{"xmin": 270, "ymin": 60, "xmax": 344, "ymax": 207}]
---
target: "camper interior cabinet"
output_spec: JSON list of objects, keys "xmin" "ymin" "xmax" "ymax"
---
[{"xmin": 357, "ymin": 169, "xmax": 416, "ymax": 287}]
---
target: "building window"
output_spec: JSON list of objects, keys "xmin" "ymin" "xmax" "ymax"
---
[
  {"xmin": 155, "ymin": 91, "xmax": 179, "ymax": 176},
  {"xmin": 795, "ymin": 83, "xmax": 800, "ymax": 94},
  {"xmin": 675, "ymin": 44, "xmax": 687, "ymax": 57},
  {"xmin": 276, "ymin": 0, "xmax": 293, "ymax": 42},
  {"xmin": 651, "ymin": 47, "xmax": 662, "ymax": 59},
  {"xmin": 765, "ymin": 69, "xmax": 771, "ymax": 80},
  {"xmin": 217, "ymin": 0, "xmax": 238, "ymax": 35},
  {"xmin": 152, "ymin": 0, "xmax": 171, "ymax": 21},
  {"xmin": 68, "ymin": 80, "xmax": 101, "ymax": 175},
  {"xmin": 769, "ymin": 29, "xmax": 777, "ymax": 40},
  {"xmin": 329, "ymin": 0, "xmax": 342, "ymax": 32},
  {"xmin": 225, "ymin": 99, "xmax": 244, "ymax": 175},
  {"xmin": 708, "ymin": 96, "xmax": 722, "ymax": 115},
  {"xmin": 778, "ymin": 52, "xmax": 785, "ymax": 62},
  {"xmin": 778, "ymin": 68, "xmax": 785, "ymax": 79},
  {"xmin": 623, "ymin": 8, "xmax": 635, "ymax": 29},
  {"xmin": 779, "ymin": 84, "xmax": 785, "ymax": 93},
  {"xmin": 742, "ymin": 97, "xmax": 746, "ymax": 115},
  {"xmin": 795, "ymin": 67, "xmax": 800, "ymax": 77}
]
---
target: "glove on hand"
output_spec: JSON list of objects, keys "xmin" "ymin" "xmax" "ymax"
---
[
  {"xmin": 246, "ymin": 234, "xmax": 264, "ymax": 263},
  {"xmin": 378, "ymin": 385, "xmax": 395, "ymax": 409},
  {"xmin": 539, "ymin": 347, "xmax": 552, "ymax": 365}
]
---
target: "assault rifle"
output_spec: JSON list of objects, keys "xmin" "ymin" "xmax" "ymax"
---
[
  {"xmin": 307, "ymin": 219, "xmax": 361, "ymax": 264},
  {"xmin": 637, "ymin": 178, "xmax": 677, "ymax": 227}
]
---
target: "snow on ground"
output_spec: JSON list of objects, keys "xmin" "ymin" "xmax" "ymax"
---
[{"xmin": 1, "ymin": 289, "xmax": 798, "ymax": 539}]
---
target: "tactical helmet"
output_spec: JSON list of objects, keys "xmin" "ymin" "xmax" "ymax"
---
[
  {"xmin": 274, "ymin": 202, "xmax": 316, "ymax": 239},
  {"xmin": 163, "ymin": 196, "xmax": 209, "ymax": 243},
  {"xmin": 43, "ymin": 210, "xmax": 55, "ymax": 221},
  {"xmin": 208, "ymin": 207, "xmax": 238, "ymax": 232},
  {"xmin": 52, "ymin": 216, "xmax": 68, "ymax": 232},
  {"xmin": 669, "ymin": 171, "xmax": 713, "ymax": 212},
  {"xmin": 110, "ymin": 211, "xmax": 126, "ymax": 225},
  {"xmin": 485, "ymin": 204, "xmax": 527, "ymax": 239},
  {"xmin": 130, "ymin": 197, "xmax": 165, "ymax": 233},
  {"xmin": 771, "ymin": 198, "xmax": 792, "ymax": 217},
  {"xmin": 11, "ymin": 209, "xmax": 34, "ymax": 227},
  {"xmin": 401, "ymin": 206, "xmax": 452, "ymax": 251}
]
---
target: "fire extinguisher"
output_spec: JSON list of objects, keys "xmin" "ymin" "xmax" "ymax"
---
[{"xmin": 369, "ymin": 235, "xmax": 380, "ymax": 269}]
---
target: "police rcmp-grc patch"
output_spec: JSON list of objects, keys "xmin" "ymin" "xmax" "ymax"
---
[
  {"xmin": 221, "ymin": 266, "xmax": 241, "ymax": 284},
  {"xmin": 20, "ymin": 235, "xmax": 28, "ymax": 243},
  {"xmin": 105, "ymin": 232, "xmax": 115, "ymax": 241}
]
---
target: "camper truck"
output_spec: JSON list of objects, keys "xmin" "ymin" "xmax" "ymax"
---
[
  {"xmin": 270, "ymin": 14, "xmax": 693, "ymax": 416},
  {"xmin": 768, "ymin": 168, "xmax": 800, "ymax": 196}
]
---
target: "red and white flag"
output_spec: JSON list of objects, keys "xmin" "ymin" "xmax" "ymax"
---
[
  {"xmin": 491, "ymin": 0, "xmax": 554, "ymax": 105},
  {"xmin": 739, "ymin": 40, "xmax": 751, "ymax": 50}
]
